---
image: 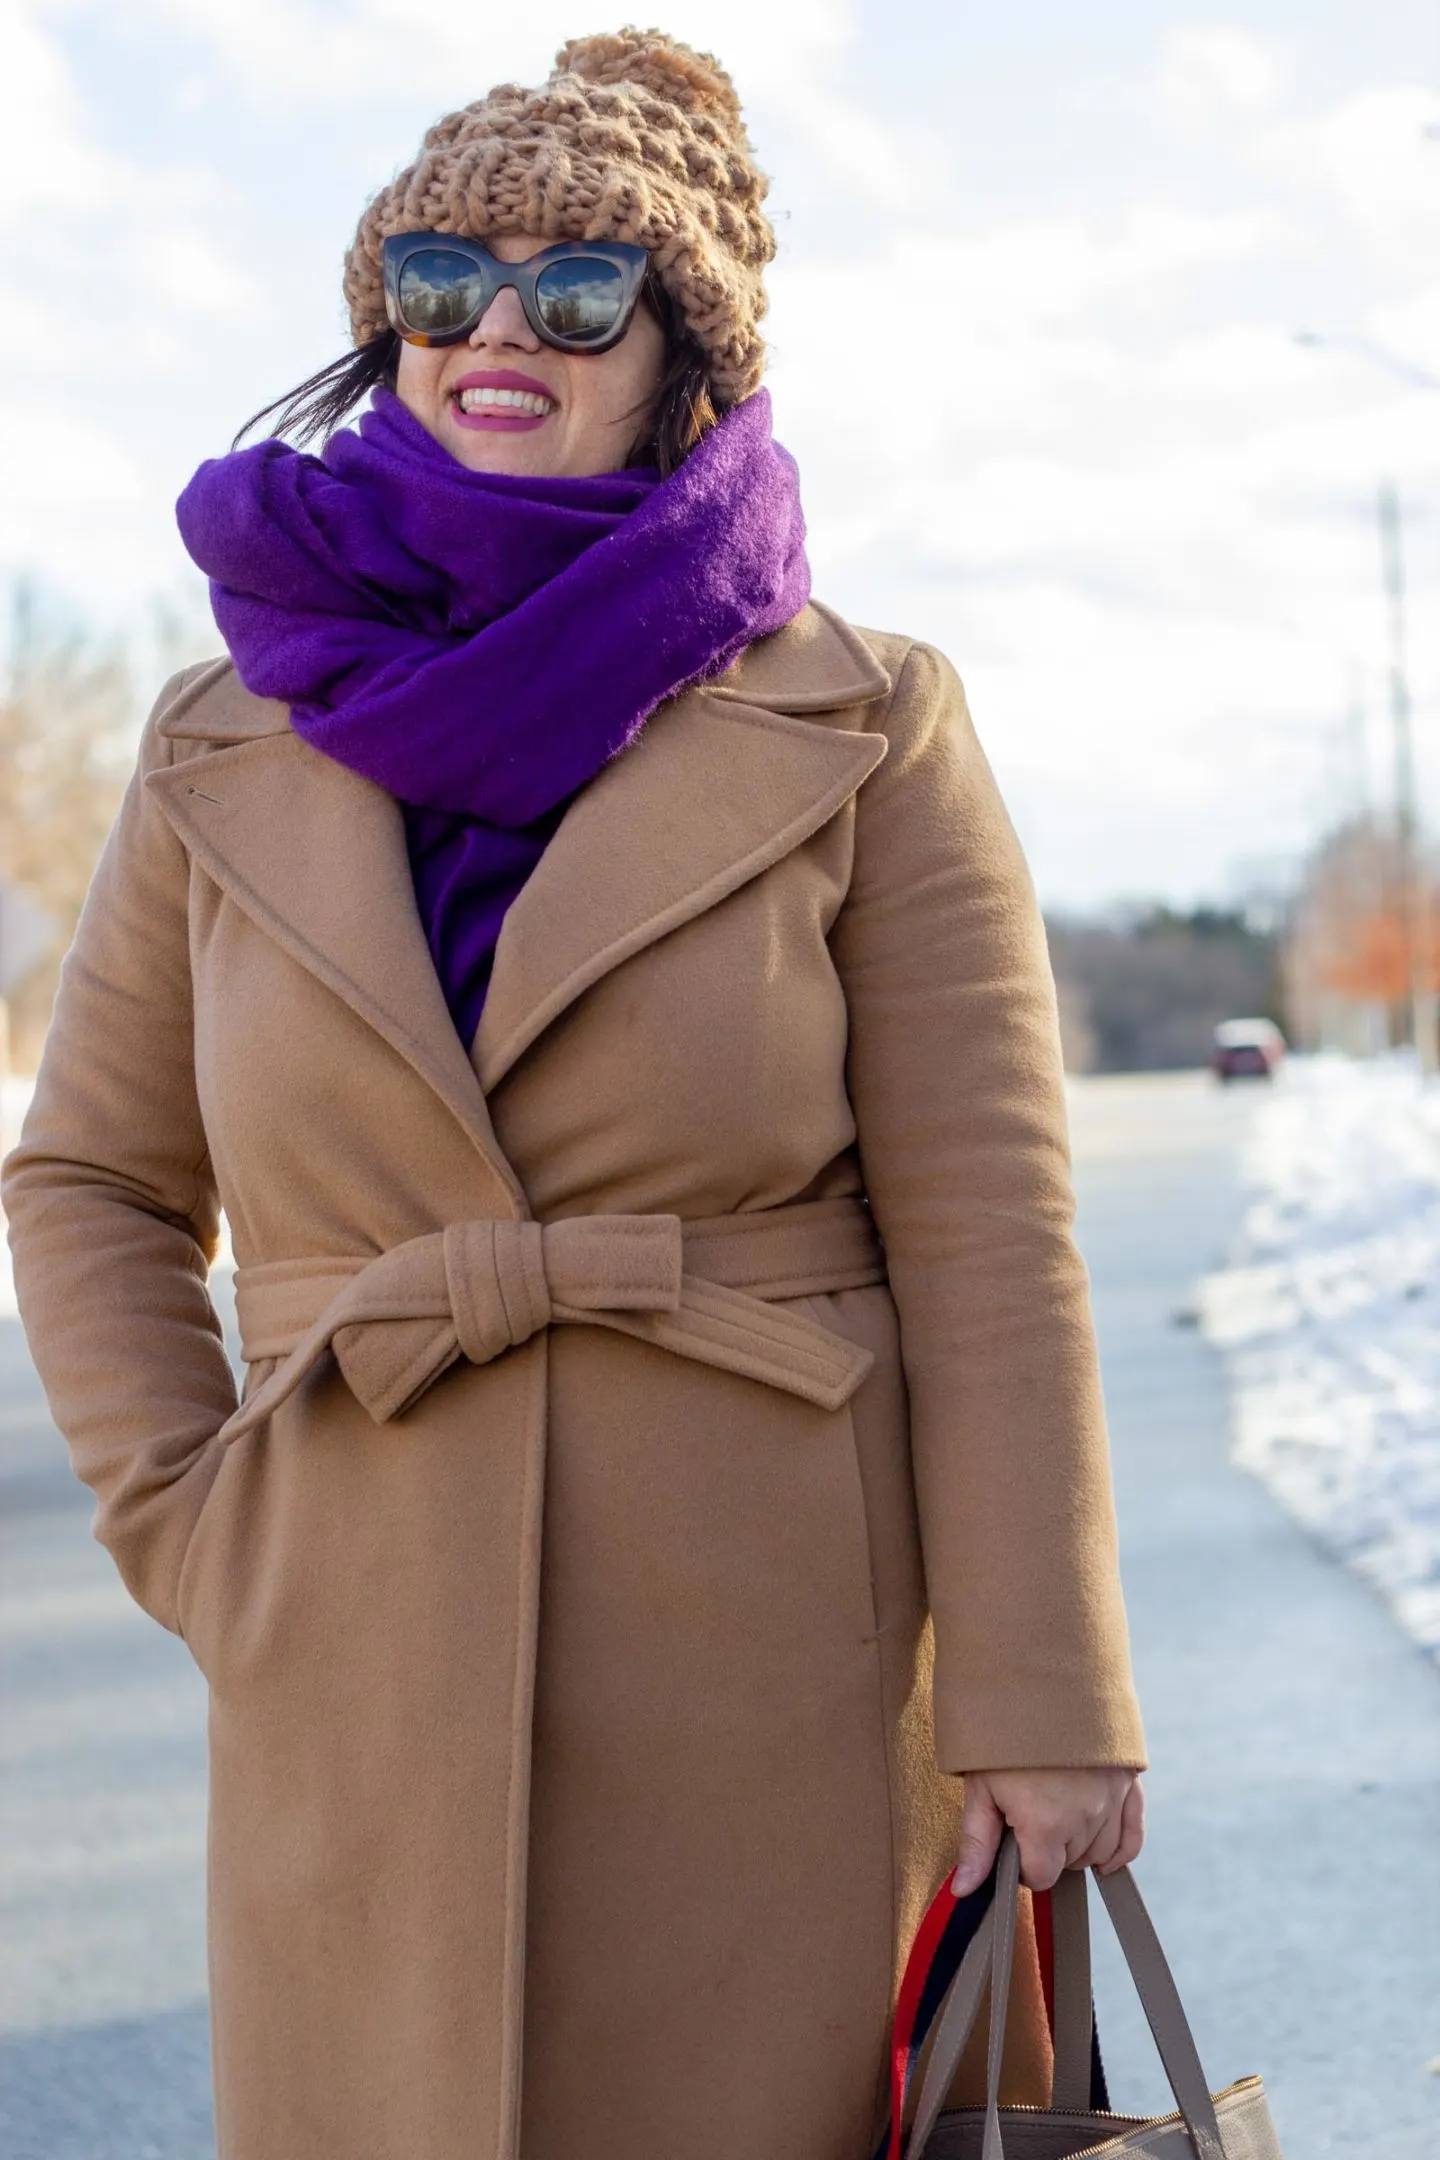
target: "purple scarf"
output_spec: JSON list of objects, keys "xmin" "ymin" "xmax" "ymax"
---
[{"xmin": 176, "ymin": 388, "xmax": 810, "ymax": 1045}]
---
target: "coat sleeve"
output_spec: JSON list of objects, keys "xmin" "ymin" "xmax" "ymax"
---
[
  {"xmin": 2, "ymin": 671, "xmax": 238, "ymax": 1635},
  {"xmin": 831, "ymin": 640, "xmax": 1146, "ymax": 1772}
]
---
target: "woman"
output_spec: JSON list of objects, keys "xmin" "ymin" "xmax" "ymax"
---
[{"xmin": 4, "ymin": 30, "xmax": 1146, "ymax": 2160}]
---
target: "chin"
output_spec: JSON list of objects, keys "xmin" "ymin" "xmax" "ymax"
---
[{"xmin": 443, "ymin": 423, "xmax": 564, "ymax": 477}]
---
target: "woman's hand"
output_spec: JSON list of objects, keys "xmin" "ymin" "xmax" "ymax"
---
[{"xmin": 951, "ymin": 1768, "xmax": 1145, "ymax": 1896}]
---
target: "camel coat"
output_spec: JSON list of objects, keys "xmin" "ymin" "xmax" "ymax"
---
[{"xmin": 4, "ymin": 601, "xmax": 1144, "ymax": 2160}]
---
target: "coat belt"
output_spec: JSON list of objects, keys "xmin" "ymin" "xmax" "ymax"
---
[{"xmin": 219, "ymin": 1197, "xmax": 886, "ymax": 1449}]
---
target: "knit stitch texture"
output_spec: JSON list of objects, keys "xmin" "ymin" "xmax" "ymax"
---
[
  {"xmin": 175, "ymin": 387, "xmax": 809, "ymax": 1042},
  {"xmin": 345, "ymin": 28, "xmax": 775, "ymax": 402}
]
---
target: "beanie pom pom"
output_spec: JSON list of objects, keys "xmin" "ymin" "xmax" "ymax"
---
[{"xmin": 555, "ymin": 27, "xmax": 743, "ymax": 131}]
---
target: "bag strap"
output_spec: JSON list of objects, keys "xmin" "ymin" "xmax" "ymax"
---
[
  {"xmin": 979, "ymin": 1838, "xmax": 1023, "ymax": 2160},
  {"xmin": 877, "ymin": 1868, "xmax": 1001, "ymax": 2160},
  {"xmin": 904, "ymin": 1860, "xmax": 1010, "ymax": 2160},
  {"xmin": 1093, "ymin": 1867, "xmax": 1229, "ymax": 2160},
  {"xmin": 883, "ymin": 1854, "xmax": 1098, "ymax": 2160},
  {"xmin": 1047, "ymin": 1865, "xmax": 1094, "ymax": 2107},
  {"xmin": 905, "ymin": 1836, "xmax": 1232, "ymax": 2160}
]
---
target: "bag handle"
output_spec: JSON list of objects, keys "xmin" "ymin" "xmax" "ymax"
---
[
  {"xmin": 903, "ymin": 1837, "xmax": 1019, "ymax": 2160},
  {"xmin": 1047, "ymin": 1864, "xmax": 1094, "ymax": 2107},
  {"xmin": 1090, "ymin": 1867, "xmax": 1228, "ymax": 2160},
  {"xmin": 905, "ymin": 1835, "xmax": 1231, "ymax": 2160}
]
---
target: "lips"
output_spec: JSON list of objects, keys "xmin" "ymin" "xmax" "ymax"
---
[{"xmin": 449, "ymin": 367, "xmax": 556, "ymax": 432}]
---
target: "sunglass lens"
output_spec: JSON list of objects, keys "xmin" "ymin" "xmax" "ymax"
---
[
  {"xmin": 534, "ymin": 257, "xmax": 627, "ymax": 345},
  {"xmin": 397, "ymin": 249, "xmax": 486, "ymax": 336}
]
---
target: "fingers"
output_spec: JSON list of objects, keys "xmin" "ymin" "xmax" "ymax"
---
[
  {"xmin": 1074, "ymin": 1775, "xmax": 1145, "ymax": 1875},
  {"xmin": 1071, "ymin": 1811, "xmax": 1124, "ymax": 1875},
  {"xmin": 951, "ymin": 1770, "xmax": 1146, "ymax": 1898},
  {"xmin": 951, "ymin": 1774, "xmax": 1003, "ymax": 1896},
  {"xmin": 1097, "ymin": 1776, "xmax": 1146, "ymax": 1876},
  {"xmin": 983, "ymin": 1769, "xmax": 1139, "ymax": 1891},
  {"xmin": 1015, "ymin": 1824, "xmax": 1070, "ymax": 1894}
]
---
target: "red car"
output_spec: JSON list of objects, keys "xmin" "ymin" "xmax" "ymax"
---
[{"xmin": 1211, "ymin": 1017, "xmax": 1286, "ymax": 1081}]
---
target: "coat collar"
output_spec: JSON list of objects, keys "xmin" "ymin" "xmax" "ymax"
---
[
  {"xmin": 150, "ymin": 604, "xmax": 891, "ymax": 1150},
  {"xmin": 156, "ymin": 604, "xmax": 889, "ymax": 744}
]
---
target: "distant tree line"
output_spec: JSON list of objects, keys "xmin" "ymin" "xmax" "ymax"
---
[
  {"xmin": 0, "ymin": 584, "xmax": 214, "ymax": 1069},
  {"xmin": 1045, "ymin": 904, "xmax": 1283, "ymax": 1074}
]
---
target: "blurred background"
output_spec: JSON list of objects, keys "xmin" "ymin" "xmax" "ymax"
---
[
  {"xmin": 2, "ymin": 6, "xmax": 1439, "ymax": 2159},
  {"xmin": 3, "ymin": 0, "xmax": 1440, "ymax": 1064}
]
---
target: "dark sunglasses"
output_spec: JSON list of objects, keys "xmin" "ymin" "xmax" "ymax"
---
[{"xmin": 381, "ymin": 234, "xmax": 650, "ymax": 355}]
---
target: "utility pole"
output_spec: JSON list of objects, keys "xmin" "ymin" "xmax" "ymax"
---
[
  {"xmin": 1378, "ymin": 480, "xmax": 1437, "ymax": 1073},
  {"xmin": 1345, "ymin": 658, "xmax": 1369, "ymax": 817},
  {"xmin": 1338, "ymin": 660, "xmax": 1385, "ymax": 1057}
]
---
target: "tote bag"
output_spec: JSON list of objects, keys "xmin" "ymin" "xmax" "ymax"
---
[{"xmin": 889, "ymin": 1833, "xmax": 1283, "ymax": 2160}]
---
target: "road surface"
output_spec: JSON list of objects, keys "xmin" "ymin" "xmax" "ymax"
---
[
  {"xmin": 1069, "ymin": 1073, "xmax": 1440, "ymax": 2157},
  {"xmin": 2, "ymin": 1070, "xmax": 1437, "ymax": 2157}
]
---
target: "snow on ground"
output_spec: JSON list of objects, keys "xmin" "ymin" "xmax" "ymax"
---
[{"xmin": 1200, "ymin": 1054, "xmax": 1440, "ymax": 1660}]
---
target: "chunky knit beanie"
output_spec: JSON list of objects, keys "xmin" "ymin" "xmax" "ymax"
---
[{"xmin": 344, "ymin": 28, "xmax": 775, "ymax": 404}]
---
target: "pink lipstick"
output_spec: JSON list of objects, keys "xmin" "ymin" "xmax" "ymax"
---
[{"xmin": 449, "ymin": 367, "xmax": 557, "ymax": 432}]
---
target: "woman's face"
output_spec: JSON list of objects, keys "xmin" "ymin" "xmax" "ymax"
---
[{"xmin": 394, "ymin": 232, "xmax": 667, "ymax": 478}]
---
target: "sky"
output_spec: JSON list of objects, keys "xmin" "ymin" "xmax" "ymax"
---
[{"xmin": 2, "ymin": 0, "xmax": 1439, "ymax": 911}]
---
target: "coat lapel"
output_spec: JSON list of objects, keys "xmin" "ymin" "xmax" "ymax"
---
[
  {"xmin": 149, "ymin": 666, "xmax": 520, "ymax": 1197},
  {"xmin": 475, "ymin": 604, "xmax": 891, "ymax": 1091},
  {"xmin": 148, "ymin": 602, "xmax": 891, "ymax": 1139}
]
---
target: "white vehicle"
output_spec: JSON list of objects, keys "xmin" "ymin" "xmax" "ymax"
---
[{"xmin": 1212, "ymin": 1016, "xmax": 1286, "ymax": 1081}]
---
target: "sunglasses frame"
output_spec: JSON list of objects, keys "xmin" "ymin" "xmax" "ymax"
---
[{"xmin": 381, "ymin": 233, "xmax": 651, "ymax": 356}]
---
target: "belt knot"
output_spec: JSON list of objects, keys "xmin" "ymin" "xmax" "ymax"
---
[
  {"xmin": 224, "ymin": 1198, "xmax": 883, "ymax": 1447},
  {"xmin": 444, "ymin": 1220, "xmax": 551, "ymax": 1364}
]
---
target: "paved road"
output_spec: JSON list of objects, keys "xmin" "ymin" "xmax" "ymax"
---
[
  {"xmin": 1, "ymin": 1072, "xmax": 1437, "ymax": 2157},
  {"xmin": 1069, "ymin": 1073, "xmax": 1440, "ymax": 2158}
]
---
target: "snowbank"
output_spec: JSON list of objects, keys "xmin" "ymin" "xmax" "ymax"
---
[{"xmin": 1200, "ymin": 1055, "xmax": 1440, "ymax": 1659}]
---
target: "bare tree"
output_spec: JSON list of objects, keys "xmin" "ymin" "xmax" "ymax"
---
[
  {"xmin": 0, "ymin": 585, "xmax": 136, "ymax": 1066},
  {"xmin": 1282, "ymin": 816, "xmax": 1422, "ymax": 1054}
]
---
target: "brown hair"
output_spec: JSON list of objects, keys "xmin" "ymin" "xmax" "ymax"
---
[
  {"xmin": 631, "ymin": 270, "xmax": 725, "ymax": 473},
  {"xmin": 233, "ymin": 273, "xmax": 725, "ymax": 477}
]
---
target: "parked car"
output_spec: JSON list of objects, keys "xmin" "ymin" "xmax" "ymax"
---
[{"xmin": 1211, "ymin": 1016, "xmax": 1286, "ymax": 1081}]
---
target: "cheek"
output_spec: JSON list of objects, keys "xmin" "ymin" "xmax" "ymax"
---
[
  {"xmin": 394, "ymin": 346, "xmax": 445, "ymax": 418},
  {"xmin": 571, "ymin": 327, "xmax": 665, "ymax": 434},
  {"xmin": 617, "ymin": 314, "xmax": 666, "ymax": 408},
  {"xmin": 578, "ymin": 341, "xmax": 664, "ymax": 434}
]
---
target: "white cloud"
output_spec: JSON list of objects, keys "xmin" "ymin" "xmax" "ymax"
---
[
  {"xmin": 0, "ymin": 0, "xmax": 116, "ymax": 217},
  {"xmin": 0, "ymin": 2, "xmax": 266, "ymax": 614},
  {"xmin": 0, "ymin": 401, "xmax": 154, "ymax": 593},
  {"xmin": 91, "ymin": 0, "xmax": 860, "ymax": 114},
  {"xmin": 1158, "ymin": 24, "xmax": 1285, "ymax": 130},
  {"xmin": 1259, "ymin": 85, "xmax": 1440, "ymax": 252},
  {"xmin": 4, "ymin": 4, "xmax": 1440, "ymax": 909},
  {"xmin": 90, "ymin": 0, "xmax": 946, "ymax": 224},
  {"xmin": 137, "ymin": 230, "xmax": 259, "ymax": 318}
]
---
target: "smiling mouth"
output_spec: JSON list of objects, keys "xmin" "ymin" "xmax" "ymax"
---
[{"xmin": 451, "ymin": 384, "xmax": 556, "ymax": 431}]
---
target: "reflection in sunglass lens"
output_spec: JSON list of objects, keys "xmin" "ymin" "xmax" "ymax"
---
[
  {"xmin": 397, "ymin": 249, "xmax": 487, "ymax": 335},
  {"xmin": 534, "ymin": 257, "xmax": 626, "ymax": 344}
]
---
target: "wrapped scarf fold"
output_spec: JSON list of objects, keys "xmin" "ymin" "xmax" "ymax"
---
[{"xmin": 176, "ymin": 388, "xmax": 810, "ymax": 1044}]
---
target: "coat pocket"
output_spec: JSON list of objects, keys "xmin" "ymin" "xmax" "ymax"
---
[
  {"xmin": 786, "ymin": 1292, "xmax": 884, "ymax": 1639},
  {"xmin": 174, "ymin": 1357, "xmax": 277, "ymax": 1677}
]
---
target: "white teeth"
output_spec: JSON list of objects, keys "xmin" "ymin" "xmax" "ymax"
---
[{"xmin": 456, "ymin": 385, "xmax": 554, "ymax": 416}]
